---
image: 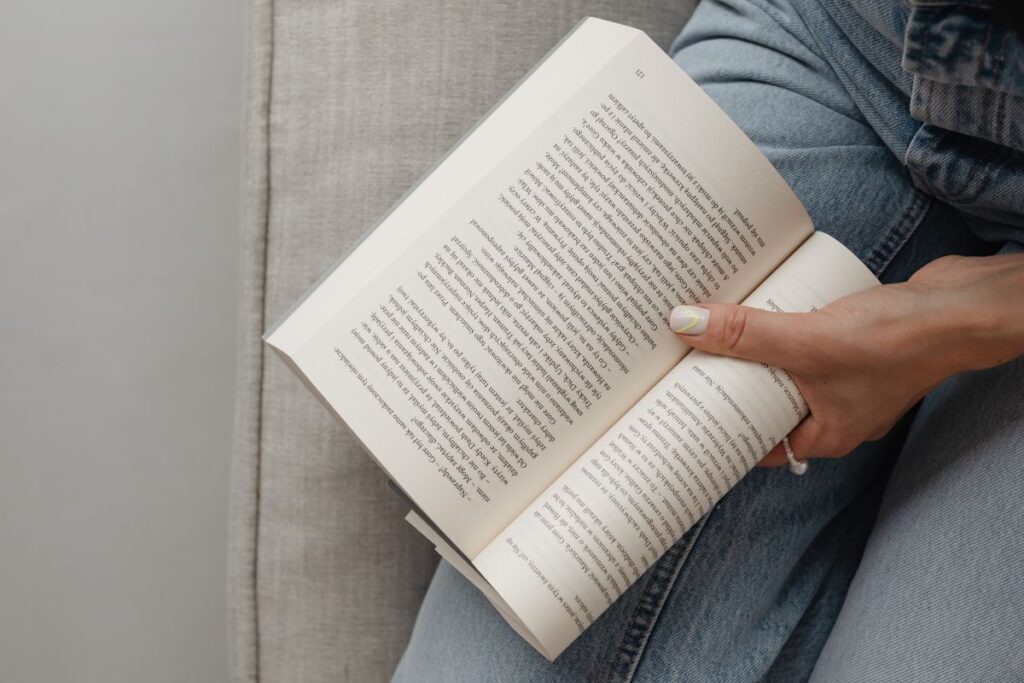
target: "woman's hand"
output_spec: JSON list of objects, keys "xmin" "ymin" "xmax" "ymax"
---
[{"xmin": 672, "ymin": 252, "xmax": 1024, "ymax": 467}]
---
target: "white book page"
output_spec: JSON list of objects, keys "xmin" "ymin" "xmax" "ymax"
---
[
  {"xmin": 474, "ymin": 233, "xmax": 879, "ymax": 659},
  {"xmin": 279, "ymin": 24, "xmax": 812, "ymax": 558},
  {"xmin": 265, "ymin": 18, "xmax": 637, "ymax": 354}
]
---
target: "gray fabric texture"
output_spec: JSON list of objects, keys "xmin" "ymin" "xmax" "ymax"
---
[{"xmin": 228, "ymin": 2, "xmax": 699, "ymax": 681}]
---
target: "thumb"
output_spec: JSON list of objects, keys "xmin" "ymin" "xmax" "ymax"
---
[{"xmin": 669, "ymin": 303, "xmax": 808, "ymax": 367}]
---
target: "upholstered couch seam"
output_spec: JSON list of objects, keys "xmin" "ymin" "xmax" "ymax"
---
[{"xmin": 229, "ymin": 0, "xmax": 273, "ymax": 681}]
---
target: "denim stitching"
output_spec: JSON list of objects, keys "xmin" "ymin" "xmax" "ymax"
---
[
  {"xmin": 863, "ymin": 187, "xmax": 931, "ymax": 276},
  {"xmin": 606, "ymin": 513, "xmax": 712, "ymax": 683},
  {"xmin": 995, "ymin": 87, "xmax": 1008, "ymax": 148}
]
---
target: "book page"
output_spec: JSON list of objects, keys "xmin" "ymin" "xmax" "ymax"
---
[
  {"xmin": 474, "ymin": 233, "xmax": 879, "ymax": 659},
  {"xmin": 274, "ymin": 21, "xmax": 813, "ymax": 558},
  {"xmin": 404, "ymin": 511, "xmax": 554, "ymax": 659}
]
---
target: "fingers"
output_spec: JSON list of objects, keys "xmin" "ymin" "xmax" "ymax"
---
[
  {"xmin": 670, "ymin": 303, "xmax": 811, "ymax": 368},
  {"xmin": 786, "ymin": 416, "xmax": 828, "ymax": 460},
  {"xmin": 757, "ymin": 443, "xmax": 789, "ymax": 467},
  {"xmin": 755, "ymin": 416, "xmax": 852, "ymax": 467},
  {"xmin": 755, "ymin": 417, "xmax": 824, "ymax": 467},
  {"xmin": 755, "ymin": 417, "xmax": 825, "ymax": 468}
]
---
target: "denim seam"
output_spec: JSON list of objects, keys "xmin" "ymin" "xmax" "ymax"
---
[
  {"xmin": 605, "ymin": 513, "xmax": 712, "ymax": 683},
  {"xmin": 864, "ymin": 187, "xmax": 931, "ymax": 276},
  {"xmin": 995, "ymin": 85, "xmax": 1007, "ymax": 145}
]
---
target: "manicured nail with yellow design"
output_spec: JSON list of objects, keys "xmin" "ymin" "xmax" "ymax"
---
[{"xmin": 670, "ymin": 305, "xmax": 709, "ymax": 335}]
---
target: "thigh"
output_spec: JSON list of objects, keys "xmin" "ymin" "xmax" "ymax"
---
[
  {"xmin": 670, "ymin": 0, "xmax": 993, "ymax": 283},
  {"xmin": 811, "ymin": 248, "xmax": 1024, "ymax": 682},
  {"xmin": 390, "ymin": 535, "xmax": 698, "ymax": 682}
]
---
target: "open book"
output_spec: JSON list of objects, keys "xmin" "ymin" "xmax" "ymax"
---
[{"xmin": 265, "ymin": 18, "xmax": 879, "ymax": 660}]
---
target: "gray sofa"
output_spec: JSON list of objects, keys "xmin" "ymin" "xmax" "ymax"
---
[{"xmin": 228, "ymin": 1, "xmax": 698, "ymax": 680}]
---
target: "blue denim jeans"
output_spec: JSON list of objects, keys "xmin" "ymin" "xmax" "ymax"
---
[{"xmin": 393, "ymin": 1, "xmax": 1024, "ymax": 680}]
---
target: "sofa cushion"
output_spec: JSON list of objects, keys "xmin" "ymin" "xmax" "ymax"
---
[{"xmin": 229, "ymin": 1, "xmax": 698, "ymax": 681}]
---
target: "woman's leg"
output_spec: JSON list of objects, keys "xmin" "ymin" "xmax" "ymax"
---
[
  {"xmin": 810, "ymin": 243, "xmax": 1024, "ymax": 682},
  {"xmin": 392, "ymin": 1, "xmax": 993, "ymax": 680}
]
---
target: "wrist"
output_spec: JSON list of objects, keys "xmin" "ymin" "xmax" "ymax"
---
[{"xmin": 927, "ymin": 282, "xmax": 1024, "ymax": 375}]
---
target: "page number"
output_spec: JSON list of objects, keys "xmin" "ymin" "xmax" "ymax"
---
[{"xmin": 635, "ymin": 69, "xmax": 645, "ymax": 79}]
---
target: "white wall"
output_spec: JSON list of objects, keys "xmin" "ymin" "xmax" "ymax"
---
[{"xmin": 0, "ymin": 2, "xmax": 243, "ymax": 681}]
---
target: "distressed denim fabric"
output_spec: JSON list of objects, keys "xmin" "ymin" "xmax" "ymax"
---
[
  {"xmin": 903, "ymin": 2, "xmax": 1024, "ymax": 149},
  {"xmin": 392, "ymin": 2, "xmax": 1024, "ymax": 680},
  {"xmin": 814, "ymin": 0, "xmax": 1024, "ymax": 234}
]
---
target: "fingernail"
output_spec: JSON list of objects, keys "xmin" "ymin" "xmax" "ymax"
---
[{"xmin": 670, "ymin": 305, "xmax": 709, "ymax": 335}]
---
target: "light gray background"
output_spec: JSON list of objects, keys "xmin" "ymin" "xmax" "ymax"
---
[{"xmin": 0, "ymin": 1, "xmax": 243, "ymax": 681}]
